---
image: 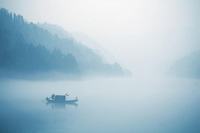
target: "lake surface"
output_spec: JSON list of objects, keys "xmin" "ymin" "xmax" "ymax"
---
[{"xmin": 0, "ymin": 78, "xmax": 200, "ymax": 133}]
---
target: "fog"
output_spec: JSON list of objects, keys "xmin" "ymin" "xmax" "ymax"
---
[
  {"xmin": 1, "ymin": 0, "xmax": 199, "ymax": 78},
  {"xmin": 0, "ymin": 78, "xmax": 199, "ymax": 133},
  {"xmin": 1, "ymin": 1, "xmax": 200, "ymax": 132}
]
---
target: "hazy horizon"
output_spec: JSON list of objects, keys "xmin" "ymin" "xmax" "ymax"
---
[{"xmin": 0, "ymin": 0, "xmax": 200, "ymax": 78}]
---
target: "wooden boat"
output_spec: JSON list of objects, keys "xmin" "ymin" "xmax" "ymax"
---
[{"xmin": 46, "ymin": 94, "xmax": 78, "ymax": 103}]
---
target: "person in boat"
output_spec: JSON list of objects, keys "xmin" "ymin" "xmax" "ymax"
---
[{"xmin": 51, "ymin": 94, "xmax": 55, "ymax": 100}]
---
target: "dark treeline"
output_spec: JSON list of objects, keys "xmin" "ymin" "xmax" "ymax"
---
[
  {"xmin": 0, "ymin": 8, "xmax": 128, "ymax": 78},
  {"xmin": 0, "ymin": 8, "xmax": 78, "ymax": 74}
]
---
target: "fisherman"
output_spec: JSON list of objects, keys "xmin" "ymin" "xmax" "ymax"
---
[{"xmin": 51, "ymin": 94, "xmax": 55, "ymax": 100}]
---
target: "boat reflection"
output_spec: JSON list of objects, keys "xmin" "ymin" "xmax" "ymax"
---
[{"xmin": 46, "ymin": 102, "xmax": 78, "ymax": 109}]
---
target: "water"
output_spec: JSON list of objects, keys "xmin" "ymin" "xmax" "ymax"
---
[{"xmin": 0, "ymin": 78, "xmax": 200, "ymax": 133}]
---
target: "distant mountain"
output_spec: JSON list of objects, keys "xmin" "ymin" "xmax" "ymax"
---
[
  {"xmin": 170, "ymin": 51, "xmax": 200, "ymax": 78},
  {"xmin": 0, "ymin": 8, "xmax": 128, "ymax": 78}
]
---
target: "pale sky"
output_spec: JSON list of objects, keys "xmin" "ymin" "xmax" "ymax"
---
[{"xmin": 0, "ymin": 0, "xmax": 200, "ymax": 77}]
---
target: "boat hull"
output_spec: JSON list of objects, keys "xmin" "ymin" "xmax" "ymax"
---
[{"xmin": 46, "ymin": 98, "xmax": 78, "ymax": 104}]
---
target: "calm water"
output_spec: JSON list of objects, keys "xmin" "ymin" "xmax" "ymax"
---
[{"xmin": 0, "ymin": 78, "xmax": 200, "ymax": 133}]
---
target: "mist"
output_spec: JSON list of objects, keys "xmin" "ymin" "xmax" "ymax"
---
[
  {"xmin": 0, "ymin": 1, "xmax": 200, "ymax": 133},
  {"xmin": 0, "ymin": 0, "xmax": 199, "ymax": 78}
]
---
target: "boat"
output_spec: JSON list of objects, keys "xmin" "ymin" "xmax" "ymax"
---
[{"xmin": 46, "ymin": 94, "xmax": 78, "ymax": 103}]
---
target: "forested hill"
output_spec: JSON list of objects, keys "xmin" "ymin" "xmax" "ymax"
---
[{"xmin": 0, "ymin": 8, "xmax": 127, "ymax": 78}]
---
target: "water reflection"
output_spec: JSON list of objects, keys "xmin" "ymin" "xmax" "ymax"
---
[
  {"xmin": 46, "ymin": 102, "xmax": 78, "ymax": 109},
  {"xmin": 1, "ymin": 78, "xmax": 200, "ymax": 133}
]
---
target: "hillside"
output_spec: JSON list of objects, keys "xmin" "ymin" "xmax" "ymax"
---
[{"xmin": 0, "ymin": 8, "xmax": 127, "ymax": 78}]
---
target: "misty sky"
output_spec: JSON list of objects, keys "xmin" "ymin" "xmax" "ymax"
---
[{"xmin": 0, "ymin": 0, "xmax": 200, "ymax": 77}]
